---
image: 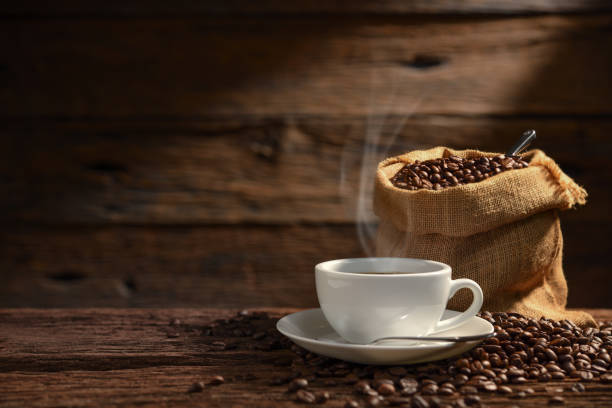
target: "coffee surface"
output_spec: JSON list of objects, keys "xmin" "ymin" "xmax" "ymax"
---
[{"xmin": 391, "ymin": 154, "xmax": 529, "ymax": 191}]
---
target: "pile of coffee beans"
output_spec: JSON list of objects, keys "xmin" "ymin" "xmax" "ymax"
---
[
  {"xmin": 391, "ymin": 155, "xmax": 529, "ymax": 191},
  {"xmin": 193, "ymin": 311, "xmax": 612, "ymax": 407}
]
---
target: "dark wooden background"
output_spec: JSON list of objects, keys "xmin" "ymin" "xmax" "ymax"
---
[{"xmin": 2, "ymin": 1, "xmax": 612, "ymax": 308}]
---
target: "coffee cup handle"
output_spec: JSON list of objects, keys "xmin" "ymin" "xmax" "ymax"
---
[{"xmin": 433, "ymin": 278, "xmax": 484, "ymax": 333}]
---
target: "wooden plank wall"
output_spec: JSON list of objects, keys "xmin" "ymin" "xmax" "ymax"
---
[{"xmin": 2, "ymin": 1, "xmax": 611, "ymax": 308}]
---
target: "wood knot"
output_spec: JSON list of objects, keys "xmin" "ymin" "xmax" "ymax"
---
[{"xmin": 400, "ymin": 54, "xmax": 447, "ymax": 70}]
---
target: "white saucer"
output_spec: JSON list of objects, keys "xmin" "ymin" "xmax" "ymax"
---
[{"xmin": 276, "ymin": 309, "xmax": 494, "ymax": 365}]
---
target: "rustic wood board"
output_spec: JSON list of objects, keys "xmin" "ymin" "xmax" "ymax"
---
[
  {"xmin": 0, "ymin": 225, "xmax": 361, "ymax": 308},
  {"xmin": 3, "ymin": 0, "xmax": 612, "ymax": 16},
  {"xmin": 0, "ymin": 308, "xmax": 610, "ymax": 408},
  {"xmin": 4, "ymin": 116, "xmax": 612, "ymax": 225},
  {"xmin": 2, "ymin": 15, "xmax": 612, "ymax": 117},
  {"xmin": 1, "ymin": 223, "xmax": 610, "ymax": 309}
]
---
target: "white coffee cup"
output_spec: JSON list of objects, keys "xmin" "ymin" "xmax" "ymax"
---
[{"xmin": 315, "ymin": 258, "xmax": 483, "ymax": 344}]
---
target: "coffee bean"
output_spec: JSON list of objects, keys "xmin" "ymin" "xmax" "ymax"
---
[
  {"xmin": 297, "ymin": 389, "xmax": 317, "ymax": 404},
  {"xmin": 511, "ymin": 376, "xmax": 527, "ymax": 384},
  {"xmin": 548, "ymin": 396, "xmax": 565, "ymax": 405},
  {"xmin": 453, "ymin": 398, "xmax": 468, "ymax": 408},
  {"xmin": 422, "ymin": 384, "xmax": 438, "ymax": 395},
  {"xmin": 464, "ymin": 395, "xmax": 480, "ymax": 406},
  {"xmin": 401, "ymin": 386, "xmax": 418, "ymax": 396},
  {"xmin": 377, "ymin": 383, "xmax": 395, "ymax": 395},
  {"xmin": 399, "ymin": 377, "xmax": 419, "ymax": 389},
  {"xmin": 571, "ymin": 383, "xmax": 585, "ymax": 392},
  {"xmin": 208, "ymin": 375, "xmax": 224, "ymax": 386},
  {"xmin": 366, "ymin": 395, "xmax": 383, "ymax": 407},
  {"xmin": 344, "ymin": 401, "xmax": 360, "ymax": 408},
  {"xmin": 391, "ymin": 154, "xmax": 528, "ymax": 191},
  {"xmin": 372, "ymin": 379, "xmax": 394, "ymax": 388},
  {"xmin": 545, "ymin": 348, "xmax": 558, "ymax": 362},
  {"xmin": 387, "ymin": 397, "xmax": 412, "ymax": 406},
  {"xmin": 187, "ymin": 381, "xmax": 204, "ymax": 393},
  {"xmin": 551, "ymin": 372, "xmax": 566, "ymax": 380},
  {"xmin": 460, "ymin": 386, "xmax": 478, "ymax": 395},
  {"xmin": 498, "ymin": 385, "xmax": 513, "ymax": 394},
  {"xmin": 439, "ymin": 387, "xmax": 455, "ymax": 396},
  {"xmin": 539, "ymin": 372, "xmax": 552, "ymax": 382},
  {"xmin": 561, "ymin": 361, "xmax": 576, "ymax": 373},
  {"xmin": 515, "ymin": 391, "xmax": 527, "ymax": 398},
  {"xmin": 593, "ymin": 358, "xmax": 608, "ymax": 367},
  {"xmin": 315, "ymin": 391, "xmax": 331, "ymax": 403},
  {"xmin": 355, "ymin": 380, "xmax": 371, "ymax": 390},
  {"xmin": 412, "ymin": 395, "xmax": 430, "ymax": 408},
  {"xmin": 289, "ymin": 378, "xmax": 309, "ymax": 392},
  {"xmin": 481, "ymin": 382, "xmax": 497, "ymax": 392},
  {"xmin": 602, "ymin": 373, "xmax": 612, "ymax": 383}
]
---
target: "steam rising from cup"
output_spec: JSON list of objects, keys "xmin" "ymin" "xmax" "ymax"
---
[{"xmin": 339, "ymin": 71, "xmax": 425, "ymax": 256}]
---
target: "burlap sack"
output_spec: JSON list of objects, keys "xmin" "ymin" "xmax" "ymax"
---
[{"xmin": 374, "ymin": 147, "xmax": 596, "ymax": 327}]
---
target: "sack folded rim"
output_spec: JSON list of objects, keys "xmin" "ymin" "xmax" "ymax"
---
[{"xmin": 374, "ymin": 147, "xmax": 587, "ymax": 236}]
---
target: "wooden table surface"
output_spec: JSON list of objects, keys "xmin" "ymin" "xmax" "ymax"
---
[{"xmin": 1, "ymin": 308, "xmax": 611, "ymax": 408}]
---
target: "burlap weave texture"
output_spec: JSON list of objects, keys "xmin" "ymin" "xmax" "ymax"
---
[{"xmin": 374, "ymin": 147, "xmax": 595, "ymax": 327}]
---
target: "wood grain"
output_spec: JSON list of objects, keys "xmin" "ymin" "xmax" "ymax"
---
[
  {"xmin": 3, "ymin": 0, "xmax": 612, "ymax": 16},
  {"xmin": 4, "ymin": 116, "xmax": 612, "ymax": 225},
  {"xmin": 0, "ymin": 225, "xmax": 363, "ymax": 308},
  {"xmin": 0, "ymin": 308, "xmax": 610, "ymax": 408},
  {"xmin": 1, "ymin": 223, "xmax": 610, "ymax": 309},
  {"xmin": 2, "ymin": 15, "xmax": 612, "ymax": 117}
]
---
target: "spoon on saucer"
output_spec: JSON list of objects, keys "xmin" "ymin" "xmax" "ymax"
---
[{"xmin": 370, "ymin": 332, "xmax": 495, "ymax": 344}]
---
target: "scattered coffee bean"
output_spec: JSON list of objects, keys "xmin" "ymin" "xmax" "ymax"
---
[
  {"xmin": 422, "ymin": 384, "xmax": 439, "ymax": 395},
  {"xmin": 208, "ymin": 375, "xmax": 224, "ymax": 386},
  {"xmin": 386, "ymin": 397, "xmax": 412, "ymax": 406},
  {"xmin": 412, "ymin": 395, "xmax": 430, "ymax": 408},
  {"xmin": 187, "ymin": 381, "xmax": 204, "ymax": 393},
  {"xmin": 169, "ymin": 318, "xmax": 181, "ymax": 326},
  {"xmin": 195, "ymin": 310, "xmax": 612, "ymax": 406},
  {"xmin": 439, "ymin": 387, "xmax": 455, "ymax": 396},
  {"xmin": 549, "ymin": 396, "xmax": 565, "ymax": 405},
  {"xmin": 366, "ymin": 395, "xmax": 383, "ymax": 407},
  {"xmin": 297, "ymin": 389, "xmax": 317, "ymax": 404},
  {"xmin": 571, "ymin": 370, "xmax": 594, "ymax": 381},
  {"xmin": 571, "ymin": 383, "xmax": 585, "ymax": 392},
  {"xmin": 498, "ymin": 385, "xmax": 513, "ymax": 394},
  {"xmin": 453, "ymin": 398, "xmax": 468, "ymax": 408},
  {"xmin": 377, "ymin": 383, "xmax": 395, "ymax": 395},
  {"xmin": 399, "ymin": 377, "xmax": 419, "ymax": 388},
  {"xmin": 460, "ymin": 385, "xmax": 478, "ymax": 395},
  {"xmin": 289, "ymin": 378, "xmax": 309, "ymax": 392},
  {"xmin": 551, "ymin": 372, "xmax": 566, "ymax": 380},
  {"xmin": 345, "ymin": 401, "xmax": 360, "ymax": 408},
  {"xmin": 373, "ymin": 378, "xmax": 393, "ymax": 388},
  {"xmin": 464, "ymin": 395, "xmax": 480, "ymax": 406},
  {"xmin": 480, "ymin": 381, "xmax": 497, "ymax": 392},
  {"xmin": 429, "ymin": 396, "xmax": 442, "ymax": 408},
  {"xmin": 315, "ymin": 391, "xmax": 331, "ymax": 403}
]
